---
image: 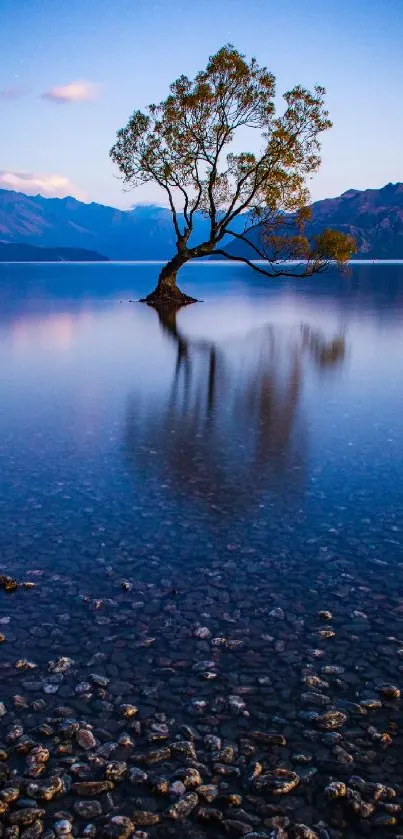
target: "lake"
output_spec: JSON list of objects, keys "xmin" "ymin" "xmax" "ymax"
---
[{"xmin": 0, "ymin": 261, "xmax": 403, "ymax": 837}]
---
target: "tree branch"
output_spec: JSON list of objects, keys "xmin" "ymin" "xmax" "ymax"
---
[{"xmin": 210, "ymin": 248, "xmax": 328, "ymax": 279}]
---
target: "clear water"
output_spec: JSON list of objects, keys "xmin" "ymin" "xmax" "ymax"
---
[
  {"xmin": 0, "ymin": 261, "xmax": 403, "ymax": 836},
  {"xmin": 1, "ymin": 262, "xmax": 402, "ymax": 568}
]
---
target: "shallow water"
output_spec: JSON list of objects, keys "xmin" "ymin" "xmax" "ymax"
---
[{"xmin": 0, "ymin": 262, "xmax": 403, "ymax": 838}]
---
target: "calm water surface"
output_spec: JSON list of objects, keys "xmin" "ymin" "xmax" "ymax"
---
[{"xmin": 0, "ymin": 262, "xmax": 403, "ymax": 837}]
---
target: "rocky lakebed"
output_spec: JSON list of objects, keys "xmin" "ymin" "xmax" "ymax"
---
[{"xmin": 1, "ymin": 544, "xmax": 403, "ymax": 839}]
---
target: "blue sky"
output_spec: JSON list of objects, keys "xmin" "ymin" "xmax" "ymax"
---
[{"xmin": 0, "ymin": 0, "xmax": 402, "ymax": 208}]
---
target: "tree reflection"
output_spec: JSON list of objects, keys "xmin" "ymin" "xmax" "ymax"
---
[{"xmin": 125, "ymin": 307, "xmax": 346, "ymax": 516}]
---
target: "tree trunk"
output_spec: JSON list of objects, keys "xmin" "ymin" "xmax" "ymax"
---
[{"xmin": 140, "ymin": 252, "xmax": 198, "ymax": 307}]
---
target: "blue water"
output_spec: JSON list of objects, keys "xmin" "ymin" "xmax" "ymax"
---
[
  {"xmin": 1, "ymin": 262, "xmax": 402, "ymax": 570},
  {"xmin": 1, "ymin": 261, "xmax": 403, "ymax": 835}
]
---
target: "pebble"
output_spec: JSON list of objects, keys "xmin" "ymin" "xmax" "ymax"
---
[
  {"xmin": 253, "ymin": 769, "xmax": 300, "ymax": 795},
  {"xmin": 167, "ymin": 792, "xmax": 198, "ymax": 819},
  {"xmin": 54, "ymin": 822, "xmax": 72, "ymax": 837},
  {"xmin": 315, "ymin": 711, "xmax": 348, "ymax": 730},
  {"xmin": 103, "ymin": 816, "xmax": 134, "ymax": 839},
  {"xmin": 76, "ymin": 729, "xmax": 97, "ymax": 750},
  {"xmin": 105, "ymin": 762, "xmax": 127, "ymax": 781},
  {"xmin": 10, "ymin": 811, "xmax": 46, "ymax": 826},
  {"xmin": 250, "ymin": 732, "xmax": 286, "ymax": 746},
  {"xmin": 128, "ymin": 768, "xmax": 147, "ymax": 785},
  {"xmin": 325, "ymin": 782, "xmax": 347, "ymax": 800},
  {"xmin": 73, "ymin": 801, "xmax": 102, "ymax": 818},
  {"xmin": 119, "ymin": 704, "xmax": 138, "ymax": 717},
  {"xmin": 377, "ymin": 683, "xmax": 400, "ymax": 699},
  {"xmin": 194, "ymin": 626, "xmax": 211, "ymax": 639},
  {"xmin": 132, "ymin": 812, "xmax": 160, "ymax": 827},
  {"xmin": 197, "ymin": 784, "xmax": 218, "ymax": 802},
  {"xmin": 72, "ymin": 782, "xmax": 114, "ymax": 796}
]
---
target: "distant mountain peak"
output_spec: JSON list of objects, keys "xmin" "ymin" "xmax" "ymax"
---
[
  {"xmin": 384, "ymin": 181, "xmax": 403, "ymax": 193},
  {"xmin": 341, "ymin": 189, "xmax": 360, "ymax": 199},
  {"xmin": 130, "ymin": 203, "xmax": 170, "ymax": 216}
]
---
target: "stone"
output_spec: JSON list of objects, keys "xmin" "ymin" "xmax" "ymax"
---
[
  {"xmin": 169, "ymin": 781, "xmax": 186, "ymax": 796},
  {"xmin": 10, "ymin": 812, "xmax": 45, "ymax": 827},
  {"xmin": 54, "ymin": 822, "xmax": 72, "ymax": 837},
  {"xmin": 250, "ymin": 732, "xmax": 286, "ymax": 746},
  {"xmin": 0, "ymin": 787, "xmax": 20, "ymax": 803},
  {"xmin": 76, "ymin": 729, "xmax": 97, "ymax": 750},
  {"xmin": 170, "ymin": 740, "xmax": 197, "ymax": 760},
  {"xmin": 194, "ymin": 627, "xmax": 211, "ymax": 639},
  {"xmin": 142, "ymin": 747, "xmax": 170, "ymax": 765},
  {"xmin": 228, "ymin": 696, "xmax": 247, "ymax": 714},
  {"xmin": 73, "ymin": 801, "xmax": 102, "ymax": 819},
  {"xmin": 167, "ymin": 792, "xmax": 198, "ymax": 819},
  {"xmin": 103, "ymin": 817, "xmax": 134, "ymax": 839},
  {"xmin": 377, "ymin": 683, "xmax": 400, "ymax": 699},
  {"xmin": 325, "ymin": 782, "xmax": 347, "ymax": 800},
  {"xmin": 204, "ymin": 735, "xmax": 221, "ymax": 751},
  {"xmin": 132, "ymin": 812, "xmax": 160, "ymax": 826},
  {"xmin": 0, "ymin": 575, "xmax": 18, "ymax": 592},
  {"xmin": 197, "ymin": 807, "xmax": 223, "ymax": 823},
  {"xmin": 197, "ymin": 784, "xmax": 218, "ymax": 802},
  {"xmin": 316, "ymin": 711, "xmax": 348, "ymax": 730},
  {"xmin": 128, "ymin": 768, "xmax": 147, "ymax": 785},
  {"xmin": 253, "ymin": 769, "xmax": 300, "ymax": 795},
  {"xmin": 174, "ymin": 767, "xmax": 202, "ymax": 788},
  {"xmin": 119, "ymin": 705, "xmax": 138, "ymax": 718},
  {"xmin": 105, "ymin": 762, "xmax": 127, "ymax": 782},
  {"xmin": 72, "ymin": 782, "xmax": 114, "ymax": 796},
  {"xmin": 26, "ymin": 778, "xmax": 63, "ymax": 801},
  {"xmin": 48, "ymin": 658, "xmax": 74, "ymax": 674},
  {"xmin": 26, "ymin": 748, "xmax": 49, "ymax": 778},
  {"xmin": 269, "ymin": 608, "xmax": 285, "ymax": 619},
  {"xmin": 20, "ymin": 821, "xmax": 44, "ymax": 839},
  {"xmin": 222, "ymin": 820, "xmax": 253, "ymax": 836}
]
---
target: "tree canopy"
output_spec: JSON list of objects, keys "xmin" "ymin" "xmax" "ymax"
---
[{"xmin": 110, "ymin": 45, "xmax": 356, "ymax": 305}]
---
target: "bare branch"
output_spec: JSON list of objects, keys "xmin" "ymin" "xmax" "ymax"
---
[{"xmin": 211, "ymin": 249, "xmax": 331, "ymax": 279}]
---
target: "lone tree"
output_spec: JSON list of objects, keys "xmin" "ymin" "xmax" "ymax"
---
[{"xmin": 110, "ymin": 45, "xmax": 355, "ymax": 306}]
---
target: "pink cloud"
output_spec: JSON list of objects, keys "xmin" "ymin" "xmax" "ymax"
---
[
  {"xmin": 41, "ymin": 80, "xmax": 98, "ymax": 104},
  {"xmin": 0, "ymin": 170, "xmax": 86, "ymax": 200}
]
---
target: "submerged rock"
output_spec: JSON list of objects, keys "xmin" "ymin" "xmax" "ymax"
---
[
  {"xmin": 316, "ymin": 711, "xmax": 348, "ymax": 730},
  {"xmin": 131, "ymin": 812, "xmax": 160, "ymax": 827},
  {"xmin": 54, "ymin": 820, "xmax": 72, "ymax": 837},
  {"xmin": 103, "ymin": 816, "xmax": 134, "ymax": 839},
  {"xmin": 76, "ymin": 729, "xmax": 97, "ymax": 750},
  {"xmin": 167, "ymin": 792, "xmax": 198, "ymax": 819},
  {"xmin": 325, "ymin": 781, "xmax": 347, "ymax": 800},
  {"xmin": 73, "ymin": 800, "xmax": 102, "ymax": 818},
  {"xmin": 253, "ymin": 769, "xmax": 300, "ymax": 795},
  {"xmin": 72, "ymin": 782, "xmax": 114, "ymax": 796},
  {"xmin": 10, "ymin": 811, "xmax": 46, "ymax": 826},
  {"xmin": 377, "ymin": 683, "xmax": 400, "ymax": 699},
  {"xmin": 0, "ymin": 575, "xmax": 19, "ymax": 593}
]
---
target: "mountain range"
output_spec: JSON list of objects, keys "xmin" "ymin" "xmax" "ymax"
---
[
  {"xmin": 0, "ymin": 242, "xmax": 108, "ymax": 262},
  {"xmin": 0, "ymin": 182, "xmax": 402, "ymax": 260},
  {"xmin": 0, "ymin": 190, "xmax": 239, "ymax": 260},
  {"xmin": 223, "ymin": 182, "xmax": 403, "ymax": 261}
]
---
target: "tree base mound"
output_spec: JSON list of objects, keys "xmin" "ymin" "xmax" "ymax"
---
[{"xmin": 140, "ymin": 287, "xmax": 198, "ymax": 307}]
